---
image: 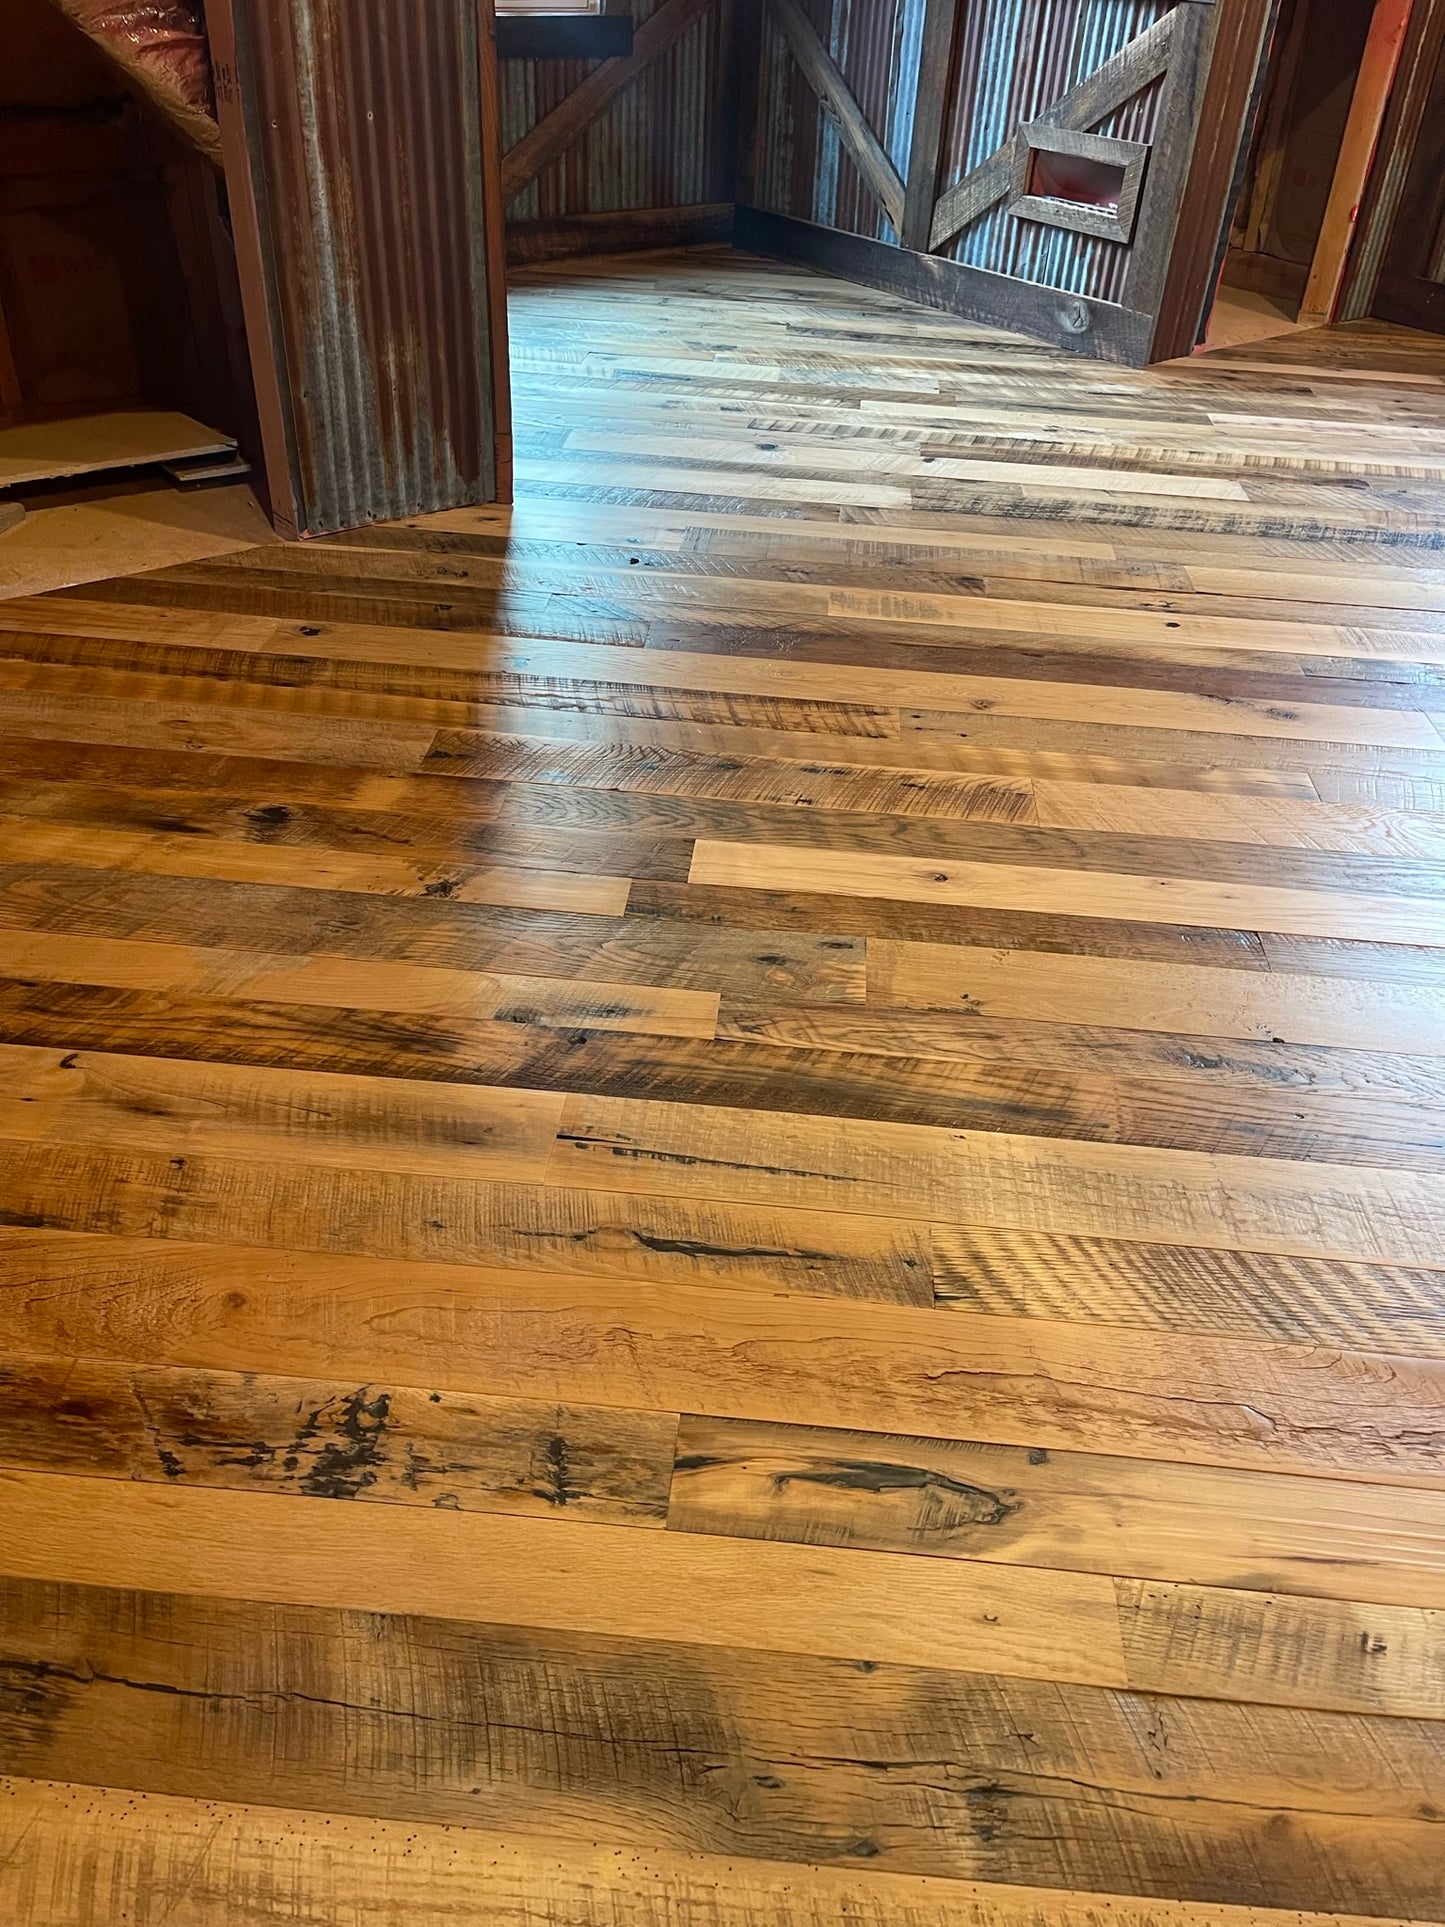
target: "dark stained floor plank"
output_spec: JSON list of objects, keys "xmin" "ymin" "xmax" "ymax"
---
[{"xmin": 0, "ymin": 1353, "xmax": 677, "ymax": 1524}]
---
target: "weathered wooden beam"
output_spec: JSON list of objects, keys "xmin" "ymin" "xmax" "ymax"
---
[
  {"xmin": 726, "ymin": 0, "xmax": 765, "ymax": 206},
  {"xmin": 900, "ymin": 0, "xmax": 962, "ymax": 252},
  {"xmin": 736, "ymin": 204, "xmax": 1156, "ymax": 362},
  {"xmin": 767, "ymin": 0, "xmax": 906, "ymax": 235},
  {"xmin": 500, "ymin": 0, "xmax": 718, "ymax": 204},
  {"xmin": 928, "ymin": 8, "xmax": 1179, "ymax": 251}
]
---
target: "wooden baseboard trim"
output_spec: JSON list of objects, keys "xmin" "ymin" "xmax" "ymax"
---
[
  {"xmin": 732, "ymin": 204, "xmax": 1155, "ymax": 364},
  {"xmin": 506, "ymin": 203, "xmax": 733, "ymax": 266}
]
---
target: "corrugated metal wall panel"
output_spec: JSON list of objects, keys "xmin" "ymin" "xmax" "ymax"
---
[
  {"xmin": 501, "ymin": 0, "xmax": 728, "ymax": 221},
  {"xmin": 753, "ymin": 9, "xmax": 798, "ymax": 215},
  {"xmin": 754, "ymin": 0, "xmax": 927, "ymax": 241},
  {"xmin": 216, "ymin": 0, "xmax": 498, "ymax": 535},
  {"xmin": 938, "ymin": 0, "xmax": 1173, "ymax": 299},
  {"xmin": 753, "ymin": 0, "xmax": 1178, "ymax": 297}
]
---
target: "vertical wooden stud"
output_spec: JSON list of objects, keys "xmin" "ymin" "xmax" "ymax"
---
[{"xmin": 1299, "ymin": 0, "xmax": 1414, "ymax": 324}]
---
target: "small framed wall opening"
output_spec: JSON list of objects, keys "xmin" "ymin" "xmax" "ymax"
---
[
  {"xmin": 1028, "ymin": 149, "xmax": 1127, "ymax": 212},
  {"xmin": 1008, "ymin": 125, "xmax": 1150, "ymax": 245}
]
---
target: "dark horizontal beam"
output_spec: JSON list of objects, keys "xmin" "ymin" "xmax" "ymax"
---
[
  {"xmin": 496, "ymin": 13, "xmax": 634, "ymax": 60},
  {"xmin": 734, "ymin": 204, "xmax": 1154, "ymax": 365},
  {"xmin": 506, "ymin": 201, "xmax": 731, "ymax": 260}
]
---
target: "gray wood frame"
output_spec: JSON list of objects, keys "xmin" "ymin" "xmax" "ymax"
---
[
  {"xmin": 1009, "ymin": 124, "xmax": 1151, "ymax": 245},
  {"xmin": 929, "ymin": 10, "xmax": 1180, "ymax": 252}
]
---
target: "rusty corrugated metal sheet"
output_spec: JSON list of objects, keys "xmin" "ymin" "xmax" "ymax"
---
[
  {"xmin": 212, "ymin": 0, "xmax": 498, "ymax": 536},
  {"xmin": 939, "ymin": 0, "xmax": 1173, "ymax": 299},
  {"xmin": 500, "ymin": 0, "xmax": 729, "ymax": 221}
]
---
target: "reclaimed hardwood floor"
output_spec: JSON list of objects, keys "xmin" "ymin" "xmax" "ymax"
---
[{"xmin": 1, "ymin": 248, "xmax": 1444, "ymax": 1925}]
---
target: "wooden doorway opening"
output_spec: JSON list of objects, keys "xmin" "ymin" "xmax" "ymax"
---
[{"xmin": 1203, "ymin": 0, "xmax": 1412, "ymax": 347}]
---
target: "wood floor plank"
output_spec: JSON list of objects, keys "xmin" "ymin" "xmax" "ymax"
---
[
  {"xmin": 0, "ymin": 1044, "xmax": 569, "ymax": 1184},
  {"xmin": 19, "ymin": 601, "xmax": 1440, "ymax": 756},
  {"xmin": 668, "ymin": 1414, "xmax": 1445, "ymax": 1607},
  {"xmin": 902, "ymin": 704, "xmax": 1445, "ymax": 773},
  {"xmin": 930, "ymin": 1224, "xmax": 1445, "ymax": 1354},
  {"xmin": 0, "ymin": 815, "xmax": 634, "ymax": 914},
  {"xmin": 0, "ymin": 688, "xmax": 1316, "ymax": 791},
  {"xmin": 1, "ymin": 1582, "xmax": 1441, "ymax": 1916},
  {"xmin": 5, "ymin": 1230, "xmax": 1440, "ymax": 1485},
  {"xmin": 867, "ymin": 939, "xmax": 1445, "ymax": 1052},
  {"xmin": 549, "ymin": 1090, "xmax": 1445, "ymax": 1268},
  {"xmin": 1113, "ymin": 1576, "xmax": 1445, "ymax": 1718},
  {"xmin": 423, "ymin": 726, "xmax": 1038, "ymax": 821},
  {"xmin": 0, "ymin": 862, "xmax": 864, "ymax": 1002},
  {"xmin": 9, "ymin": 251, "xmax": 1445, "ymax": 1921},
  {"xmin": 175, "ymin": 531, "xmax": 1445, "ymax": 669},
  {"xmin": 0, "ymin": 1352, "xmax": 677, "ymax": 1524},
  {"xmin": 0, "ymin": 929, "xmax": 722, "ymax": 1040},
  {"xmin": 2, "ymin": 975, "xmax": 1440, "ymax": 1166},
  {"xmin": 1033, "ymin": 781, "xmax": 1445, "ymax": 857},
  {"xmin": 0, "ymin": 686, "xmax": 440, "ymax": 766},
  {"xmin": 16, "ymin": 762, "xmax": 1434, "ymax": 905},
  {"xmin": 690, "ymin": 840, "xmax": 1445, "ymax": 943},
  {"xmin": 0, "ymin": 1144, "xmax": 932, "ymax": 1302},
  {"xmin": 7, "ymin": 1780, "xmax": 1436, "ymax": 1927},
  {"xmin": 0, "ymin": 622, "xmax": 904, "ymax": 736},
  {"xmin": 717, "ymin": 1000, "xmax": 1445, "ymax": 1099},
  {"xmin": 2, "ymin": 1471, "xmax": 1440, "ymax": 1716},
  {"xmin": 633, "ymin": 874, "xmax": 1286, "ymax": 966},
  {"xmin": 0, "ymin": 1468, "xmax": 1130, "ymax": 1688}
]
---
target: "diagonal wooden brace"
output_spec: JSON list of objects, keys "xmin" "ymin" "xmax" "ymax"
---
[
  {"xmin": 928, "ymin": 8, "xmax": 1179, "ymax": 252},
  {"xmin": 766, "ymin": 0, "xmax": 907, "ymax": 234}
]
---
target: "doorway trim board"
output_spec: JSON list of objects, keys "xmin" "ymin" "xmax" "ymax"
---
[{"xmin": 1150, "ymin": 0, "xmax": 1281, "ymax": 359}]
